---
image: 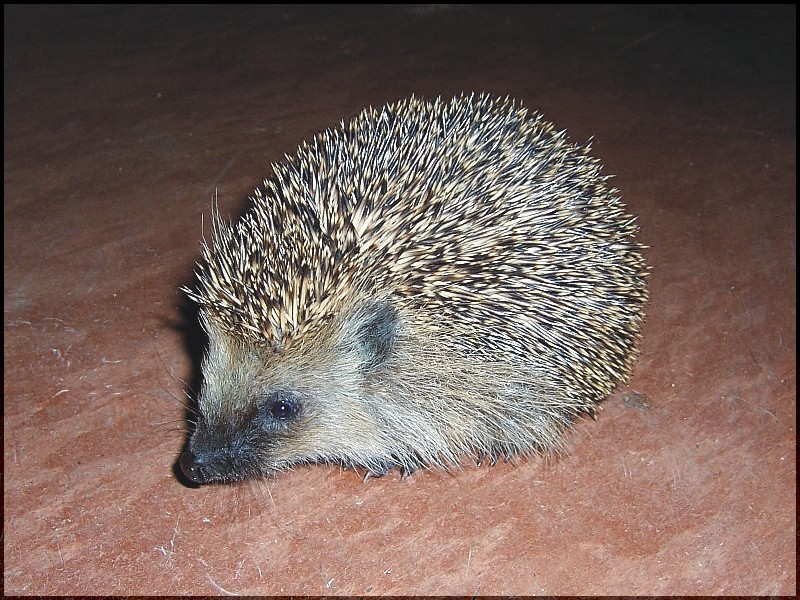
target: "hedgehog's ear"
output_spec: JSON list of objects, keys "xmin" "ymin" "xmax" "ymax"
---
[{"xmin": 352, "ymin": 301, "xmax": 400, "ymax": 370}]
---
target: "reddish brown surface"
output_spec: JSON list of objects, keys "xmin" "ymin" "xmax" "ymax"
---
[{"xmin": 4, "ymin": 5, "xmax": 795, "ymax": 595}]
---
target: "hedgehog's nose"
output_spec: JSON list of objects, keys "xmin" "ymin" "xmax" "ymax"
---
[{"xmin": 179, "ymin": 447, "xmax": 210, "ymax": 484}]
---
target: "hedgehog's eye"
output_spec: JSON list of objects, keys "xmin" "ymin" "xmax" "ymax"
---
[
  {"xmin": 271, "ymin": 396, "xmax": 297, "ymax": 420},
  {"xmin": 253, "ymin": 391, "xmax": 302, "ymax": 429},
  {"xmin": 259, "ymin": 391, "xmax": 300, "ymax": 423}
]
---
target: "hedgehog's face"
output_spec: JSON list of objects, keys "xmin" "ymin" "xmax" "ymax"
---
[{"xmin": 179, "ymin": 301, "xmax": 402, "ymax": 484}]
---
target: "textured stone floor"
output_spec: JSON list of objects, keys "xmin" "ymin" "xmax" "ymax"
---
[{"xmin": 4, "ymin": 5, "xmax": 795, "ymax": 595}]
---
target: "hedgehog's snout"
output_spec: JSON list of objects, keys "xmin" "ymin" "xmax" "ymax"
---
[
  {"xmin": 179, "ymin": 436, "xmax": 241, "ymax": 485},
  {"xmin": 179, "ymin": 434, "xmax": 266, "ymax": 485},
  {"xmin": 179, "ymin": 446, "xmax": 209, "ymax": 484},
  {"xmin": 179, "ymin": 389, "xmax": 309, "ymax": 485}
]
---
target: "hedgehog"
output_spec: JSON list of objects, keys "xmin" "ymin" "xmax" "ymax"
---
[{"xmin": 178, "ymin": 93, "xmax": 649, "ymax": 485}]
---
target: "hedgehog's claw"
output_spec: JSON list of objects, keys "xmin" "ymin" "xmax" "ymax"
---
[
  {"xmin": 476, "ymin": 451, "xmax": 497, "ymax": 467},
  {"xmin": 362, "ymin": 470, "xmax": 383, "ymax": 482},
  {"xmin": 363, "ymin": 463, "xmax": 415, "ymax": 482},
  {"xmin": 363, "ymin": 463, "xmax": 394, "ymax": 482},
  {"xmin": 398, "ymin": 465, "xmax": 416, "ymax": 480},
  {"xmin": 476, "ymin": 448, "xmax": 511, "ymax": 467}
]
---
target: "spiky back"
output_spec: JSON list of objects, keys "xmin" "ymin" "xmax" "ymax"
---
[{"xmin": 189, "ymin": 94, "xmax": 648, "ymax": 400}]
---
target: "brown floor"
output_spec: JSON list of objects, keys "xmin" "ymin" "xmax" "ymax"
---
[{"xmin": 3, "ymin": 5, "xmax": 795, "ymax": 596}]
